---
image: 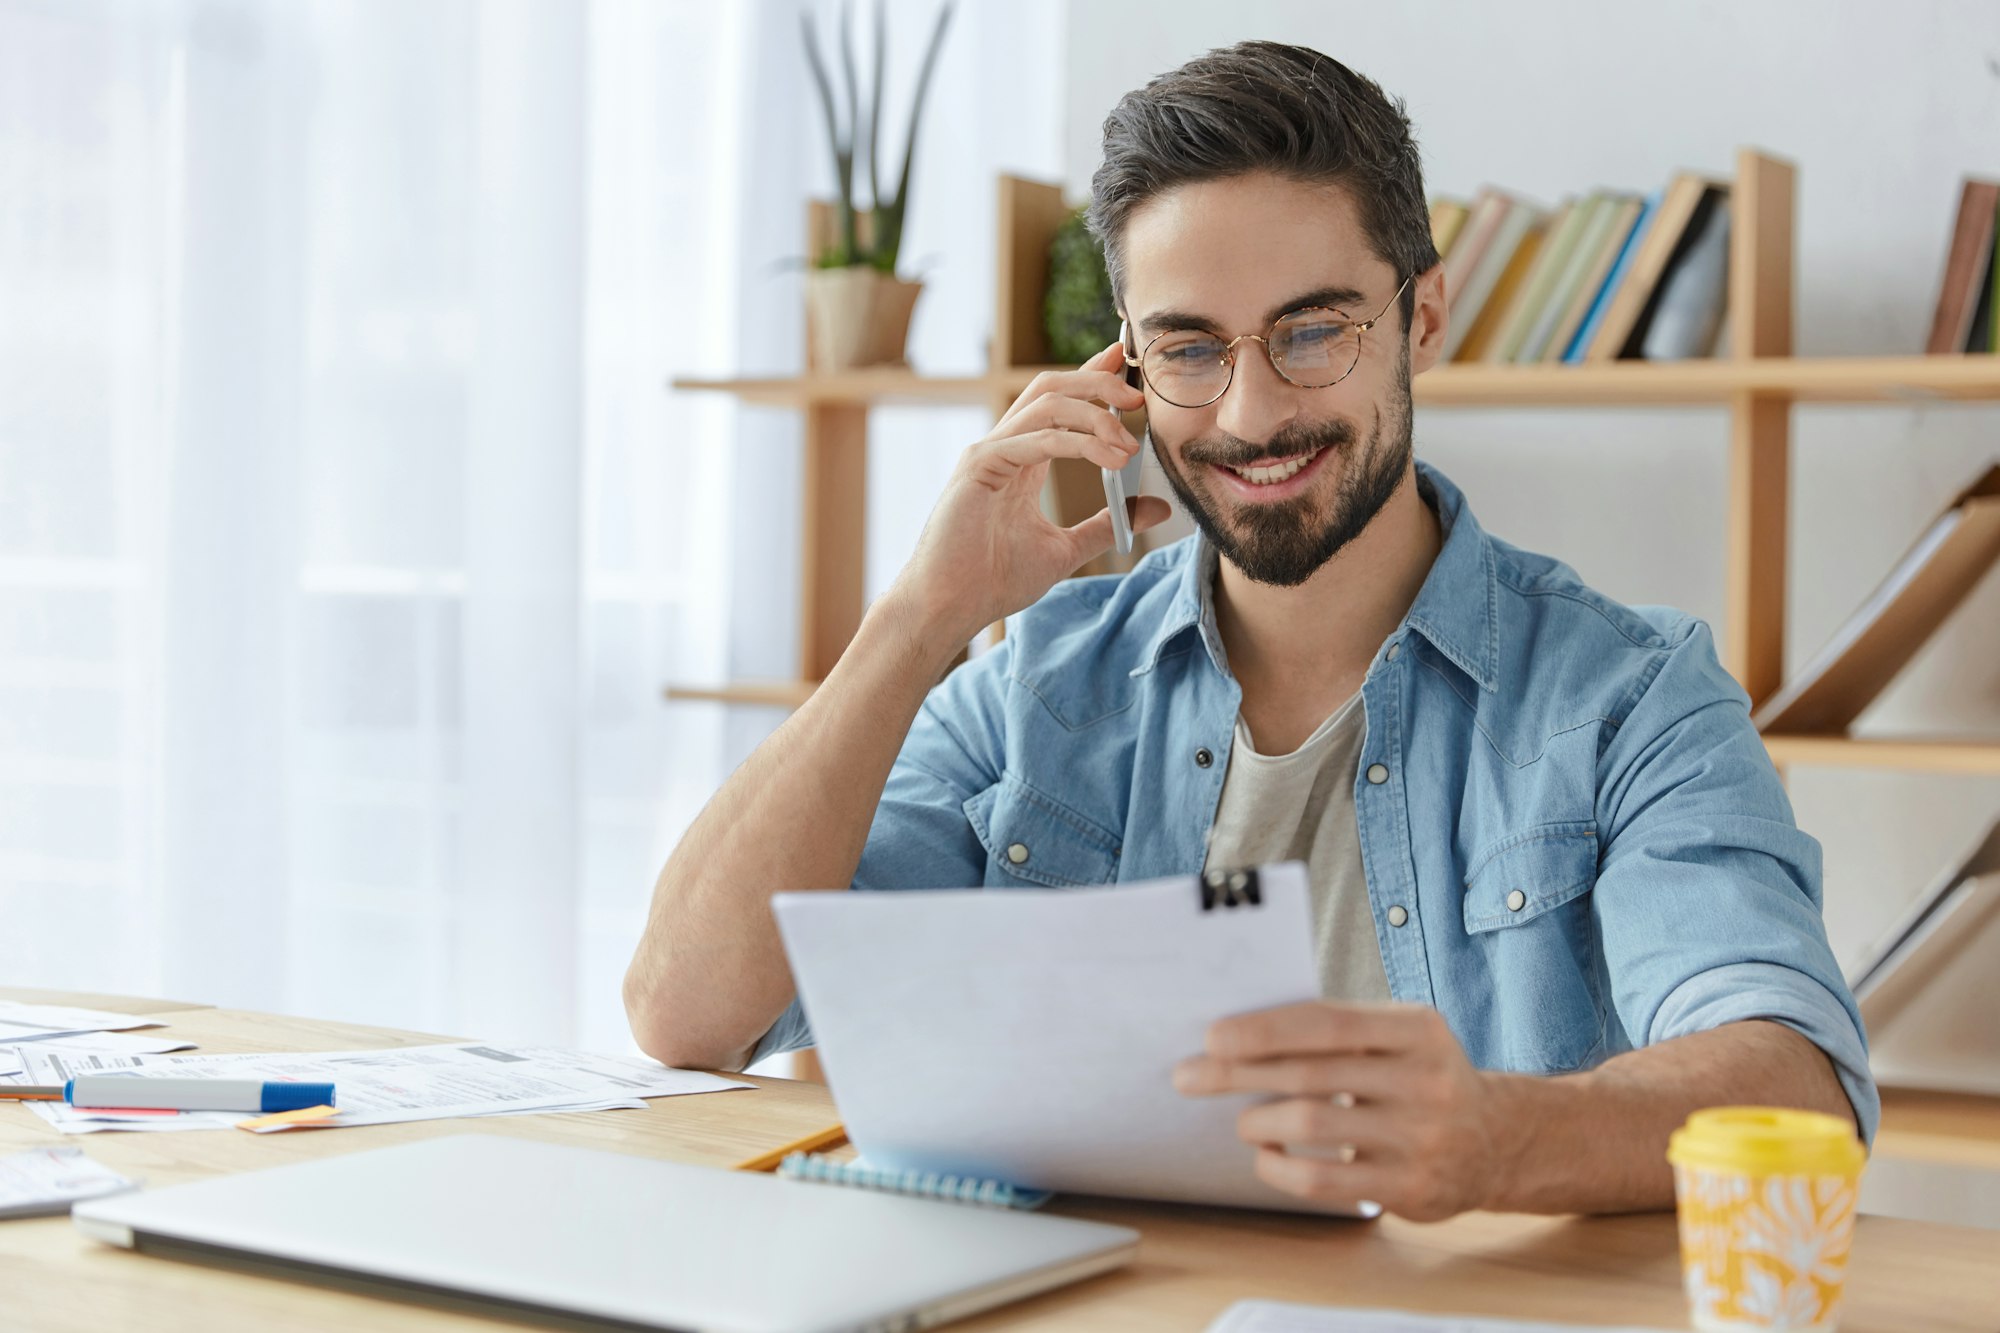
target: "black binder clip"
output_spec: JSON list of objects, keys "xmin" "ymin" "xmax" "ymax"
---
[{"xmin": 1200, "ymin": 867, "xmax": 1263, "ymax": 911}]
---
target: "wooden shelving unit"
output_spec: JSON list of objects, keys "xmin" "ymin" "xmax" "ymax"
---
[
  {"xmin": 666, "ymin": 150, "xmax": 2000, "ymax": 1152},
  {"xmin": 667, "ymin": 152, "xmax": 2000, "ymax": 770}
]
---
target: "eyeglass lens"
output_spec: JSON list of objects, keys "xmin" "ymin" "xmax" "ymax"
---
[{"xmin": 1140, "ymin": 308, "xmax": 1362, "ymax": 408}]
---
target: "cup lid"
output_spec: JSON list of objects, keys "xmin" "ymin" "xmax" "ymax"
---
[{"xmin": 1668, "ymin": 1106, "xmax": 1866, "ymax": 1176}]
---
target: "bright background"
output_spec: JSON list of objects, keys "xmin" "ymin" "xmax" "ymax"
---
[{"xmin": 3, "ymin": 0, "xmax": 1995, "ymax": 1055}]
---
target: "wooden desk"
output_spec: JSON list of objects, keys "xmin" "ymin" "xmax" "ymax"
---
[{"xmin": 3, "ymin": 990, "xmax": 1997, "ymax": 1332}]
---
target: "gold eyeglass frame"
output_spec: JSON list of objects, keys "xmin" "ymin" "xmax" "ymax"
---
[{"xmin": 1124, "ymin": 271, "xmax": 1415, "ymax": 409}]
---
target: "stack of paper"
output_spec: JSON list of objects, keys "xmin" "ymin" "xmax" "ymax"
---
[
  {"xmin": 7, "ymin": 1043, "xmax": 751, "ymax": 1134},
  {"xmin": 0, "ymin": 1003, "xmax": 197, "ymax": 1079},
  {"xmin": 0, "ymin": 1147, "xmax": 138, "ymax": 1219}
]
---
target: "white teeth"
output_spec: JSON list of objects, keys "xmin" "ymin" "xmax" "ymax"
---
[{"xmin": 1227, "ymin": 448, "xmax": 1320, "ymax": 485}]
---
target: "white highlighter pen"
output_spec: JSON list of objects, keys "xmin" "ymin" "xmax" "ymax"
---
[{"xmin": 0, "ymin": 1077, "xmax": 335, "ymax": 1112}]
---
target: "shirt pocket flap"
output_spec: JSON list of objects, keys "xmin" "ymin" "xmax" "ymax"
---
[
  {"xmin": 1462, "ymin": 822, "xmax": 1599, "ymax": 934},
  {"xmin": 964, "ymin": 774, "xmax": 1120, "ymax": 889}
]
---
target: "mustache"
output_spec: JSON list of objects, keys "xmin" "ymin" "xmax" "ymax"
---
[{"xmin": 1180, "ymin": 418, "xmax": 1355, "ymax": 469}]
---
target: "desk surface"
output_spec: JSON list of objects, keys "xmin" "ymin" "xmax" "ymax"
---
[{"xmin": 3, "ymin": 989, "xmax": 1996, "ymax": 1332}]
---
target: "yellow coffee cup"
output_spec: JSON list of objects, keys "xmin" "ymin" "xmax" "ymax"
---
[{"xmin": 1668, "ymin": 1106, "xmax": 1866, "ymax": 1333}]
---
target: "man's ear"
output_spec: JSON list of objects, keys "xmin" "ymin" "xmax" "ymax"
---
[{"xmin": 1406, "ymin": 261, "xmax": 1449, "ymax": 375}]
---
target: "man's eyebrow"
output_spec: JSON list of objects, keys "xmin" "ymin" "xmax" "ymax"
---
[{"xmin": 1137, "ymin": 285, "xmax": 1372, "ymax": 337}]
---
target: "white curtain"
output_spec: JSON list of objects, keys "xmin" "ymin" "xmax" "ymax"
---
[
  {"xmin": 0, "ymin": 0, "xmax": 1062, "ymax": 1054},
  {"xmin": 0, "ymin": 0, "xmax": 754, "ymax": 1050}
]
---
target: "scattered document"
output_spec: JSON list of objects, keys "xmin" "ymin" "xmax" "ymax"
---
[
  {"xmin": 1207, "ymin": 1302, "xmax": 1656, "ymax": 1333},
  {"xmin": 0, "ymin": 1001, "xmax": 166, "ymax": 1042},
  {"xmin": 0, "ymin": 1030, "xmax": 197, "ymax": 1079},
  {"xmin": 10, "ymin": 1043, "xmax": 751, "ymax": 1134},
  {"xmin": 0, "ymin": 1147, "xmax": 139, "ymax": 1220}
]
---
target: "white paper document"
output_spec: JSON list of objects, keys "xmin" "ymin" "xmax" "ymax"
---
[
  {"xmin": 1206, "ymin": 1301, "xmax": 1655, "ymax": 1333},
  {"xmin": 11, "ymin": 1043, "xmax": 752, "ymax": 1134},
  {"xmin": 0, "ymin": 1001, "xmax": 165, "ymax": 1042},
  {"xmin": 0, "ymin": 1030, "xmax": 198, "ymax": 1079},
  {"xmin": 773, "ymin": 863, "xmax": 1368, "ymax": 1215},
  {"xmin": 0, "ymin": 1147, "xmax": 139, "ymax": 1219}
]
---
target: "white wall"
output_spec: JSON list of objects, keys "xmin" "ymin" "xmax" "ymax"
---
[
  {"xmin": 718, "ymin": 0, "xmax": 1067, "ymax": 764},
  {"xmin": 1060, "ymin": 0, "xmax": 2000, "ymax": 967}
]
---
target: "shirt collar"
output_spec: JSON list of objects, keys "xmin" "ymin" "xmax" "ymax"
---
[{"xmin": 1131, "ymin": 460, "xmax": 1499, "ymax": 693}]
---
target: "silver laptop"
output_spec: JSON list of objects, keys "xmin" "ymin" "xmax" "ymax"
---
[{"xmin": 72, "ymin": 1135, "xmax": 1138, "ymax": 1332}]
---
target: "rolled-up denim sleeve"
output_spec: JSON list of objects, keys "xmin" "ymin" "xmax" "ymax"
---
[
  {"xmin": 1591, "ymin": 619, "xmax": 1878, "ymax": 1144},
  {"xmin": 748, "ymin": 638, "xmax": 1012, "ymax": 1066}
]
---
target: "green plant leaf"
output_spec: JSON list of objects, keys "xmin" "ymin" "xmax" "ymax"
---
[
  {"xmin": 1043, "ymin": 206, "xmax": 1121, "ymax": 363},
  {"xmin": 876, "ymin": 0, "xmax": 954, "ymax": 276}
]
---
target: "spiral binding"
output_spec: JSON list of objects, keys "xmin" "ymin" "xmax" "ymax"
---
[
  {"xmin": 776, "ymin": 1153, "xmax": 1052, "ymax": 1210},
  {"xmin": 1200, "ymin": 866, "xmax": 1263, "ymax": 911}
]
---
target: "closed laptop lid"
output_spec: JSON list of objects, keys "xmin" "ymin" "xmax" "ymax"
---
[{"xmin": 72, "ymin": 1134, "xmax": 1138, "ymax": 1333}]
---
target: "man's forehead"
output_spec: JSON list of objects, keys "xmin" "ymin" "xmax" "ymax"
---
[{"xmin": 1118, "ymin": 174, "xmax": 1391, "ymax": 333}]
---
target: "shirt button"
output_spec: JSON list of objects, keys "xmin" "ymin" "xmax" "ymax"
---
[
  {"xmin": 1506, "ymin": 889, "xmax": 1527, "ymax": 912},
  {"xmin": 1366, "ymin": 763, "xmax": 1389, "ymax": 785},
  {"xmin": 1007, "ymin": 843, "xmax": 1029, "ymax": 865},
  {"xmin": 1194, "ymin": 747, "xmax": 1214, "ymax": 769},
  {"xmin": 1386, "ymin": 642, "xmax": 1401, "ymax": 662},
  {"xmin": 1386, "ymin": 905, "xmax": 1409, "ymax": 928}
]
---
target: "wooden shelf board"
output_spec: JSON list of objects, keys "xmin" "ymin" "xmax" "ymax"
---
[
  {"xmin": 1876, "ymin": 1086, "xmax": 2000, "ymax": 1170},
  {"xmin": 674, "ymin": 356, "xmax": 2000, "ymax": 410},
  {"xmin": 1761, "ymin": 734, "xmax": 2000, "ymax": 775},
  {"xmin": 664, "ymin": 680, "xmax": 819, "ymax": 708}
]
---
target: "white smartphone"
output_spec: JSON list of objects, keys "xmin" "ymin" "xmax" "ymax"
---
[{"xmin": 1103, "ymin": 321, "xmax": 1145, "ymax": 555}]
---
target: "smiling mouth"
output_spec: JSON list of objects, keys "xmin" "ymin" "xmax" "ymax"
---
[{"xmin": 1219, "ymin": 446, "xmax": 1324, "ymax": 486}]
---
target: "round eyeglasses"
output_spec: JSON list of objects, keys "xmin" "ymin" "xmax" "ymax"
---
[{"xmin": 1124, "ymin": 272, "xmax": 1414, "ymax": 410}]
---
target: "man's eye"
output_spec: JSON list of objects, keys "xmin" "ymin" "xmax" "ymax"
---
[{"xmin": 1289, "ymin": 323, "xmax": 1348, "ymax": 348}]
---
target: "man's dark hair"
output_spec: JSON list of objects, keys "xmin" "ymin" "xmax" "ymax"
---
[{"xmin": 1086, "ymin": 41, "xmax": 1438, "ymax": 329}]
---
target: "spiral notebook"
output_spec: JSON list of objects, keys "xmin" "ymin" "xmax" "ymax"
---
[
  {"xmin": 774, "ymin": 862, "xmax": 1376, "ymax": 1217},
  {"xmin": 778, "ymin": 1151, "xmax": 1053, "ymax": 1210}
]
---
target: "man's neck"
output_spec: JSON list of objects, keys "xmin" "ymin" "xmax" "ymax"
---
[{"xmin": 1214, "ymin": 466, "xmax": 1442, "ymax": 751}]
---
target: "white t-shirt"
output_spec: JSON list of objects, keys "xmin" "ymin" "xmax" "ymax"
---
[{"xmin": 1200, "ymin": 690, "xmax": 1393, "ymax": 1003}]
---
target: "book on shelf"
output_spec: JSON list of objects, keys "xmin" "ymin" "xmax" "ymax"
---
[
  {"xmin": 1925, "ymin": 176, "xmax": 2000, "ymax": 355},
  {"xmin": 1752, "ymin": 461, "xmax": 2000, "ymax": 734},
  {"xmin": 1518, "ymin": 192, "xmax": 1637, "ymax": 364},
  {"xmin": 1563, "ymin": 189, "xmax": 1659, "ymax": 363},
  {"xmin": 1478, "ymin": 193, "xmax": 1584, "ymax": 364},
  {"xmin": 1454, "ymin": 207, "xmax": 1549, "ymax": 362},
  {"xmin": 1429, "ymin": 196, "xmax": 1472, "ymax": 259},
  {"xmin": 1639, "ymin": 195, "xmax": 1731, "ymax": 360},
  {"xmin": 1440, "ymin": 189, "xmax": 1509, "ymax": 316},
  {"xmin": 1847, "ymin": 813, "xmax": 2000, "ymax": 1096},
  {"xmin": 1583, "ymin": 172, "xmax": 1728, "ymax": 362},
  {"xmin": 1442, "ymin": 191, "xmax": 1546, "ymax": 362}
]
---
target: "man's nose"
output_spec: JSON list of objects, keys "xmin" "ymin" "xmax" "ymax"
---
[{"xmin": 1212, "ymin": 341, "xmax": 1298, "ymax": 448}]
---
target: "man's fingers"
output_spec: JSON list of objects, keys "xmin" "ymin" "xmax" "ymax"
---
[
  {"xmin": 986, "ymin": 426, "xmax": 1130, "ymax": 475},
  {"xmin": 998, "ymin": 347, "xmax": 1144, "ymax": 425},
  {"xmin": 1252, "ymin": 1145, "xmax": 1395, "ymax": 1210},
  {"xmin": 1128, "ymin": 495, "xmax": 1172, "ymax": 534},
  {"xmin": 1007, "ymin": 392, "xmax": 1141, "ymax": 457},
  {"xmin": 1174, "ymin": 1052, "xmax": 1406, "ymax": 1101},
  {"xmin": 1236, "ymin": 1097, "xmax": 1404, "ymax": 1156},
  {"xmin": 1205, "ymin": 1000, "xmax": 1448, "ymax": 1063}
]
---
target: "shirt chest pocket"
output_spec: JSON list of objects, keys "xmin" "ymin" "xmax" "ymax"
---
[
  {"xmin": 964, "ymin": 773, "xmax": 1122, "ymax": 889},
  {"xmin": 1458, "ymin": 820, "xmax": 1605, "ymax": 1073},
  {"xmin": 1462, "ymin": 821, "xmax": 1600, "ymax": 932}
]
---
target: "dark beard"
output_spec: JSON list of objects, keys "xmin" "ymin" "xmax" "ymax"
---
[{"xmin": 1151, "ymin": 342, "xmax": 1414, "ymax": 588}]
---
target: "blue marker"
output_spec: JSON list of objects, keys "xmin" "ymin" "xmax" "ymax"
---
[{"xmin": 1, "ymin": 1077, "xmax": 335, "ymax": 1112}]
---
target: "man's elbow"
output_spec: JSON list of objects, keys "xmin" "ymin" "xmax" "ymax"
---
[{"xmin": 623, "ymin": 966, "xmax": 752, "ymax": 1074}]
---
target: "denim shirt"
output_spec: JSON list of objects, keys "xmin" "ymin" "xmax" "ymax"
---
[{"xmin": 754, "ymin": 462, "xmax": 1877, "ymax": 1143}]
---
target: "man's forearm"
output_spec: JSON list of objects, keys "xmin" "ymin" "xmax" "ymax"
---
[
  {"xmin": 1480, "ymin": 1020, "xmax": 1857, "ymax": 1214},
  {"xmin": 623, "ymin": 592, "xmax": 964, "ymax": 1071}
]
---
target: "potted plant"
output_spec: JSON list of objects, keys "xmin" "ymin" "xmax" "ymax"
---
[{"xmin": 800, "ymin": 0, "xmax": 953, "ymax": 371}]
